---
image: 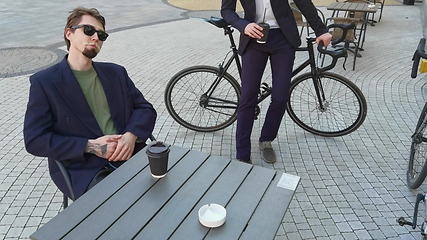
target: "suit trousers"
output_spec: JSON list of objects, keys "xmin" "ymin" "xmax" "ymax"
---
[{"xmin": 236, "ymin": 29, "xmax": 296, "ymax": 160}]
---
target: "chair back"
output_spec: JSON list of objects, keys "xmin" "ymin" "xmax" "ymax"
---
[
  {"xmin": 330, "ymin": 17, "xmax": 359, "ymax": 42},
  {"xmin": 289, "ymin": 2, "xmax": 305, "ymax": 27}
]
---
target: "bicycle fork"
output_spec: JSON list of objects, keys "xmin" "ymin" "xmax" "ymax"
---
[
  {"xmin": 312, "ymin": 74, "xmax": 329, "ymax": 112},
  {"xmin": 412, "ymin": 114, "xmax": 427, "ymax": 144}
]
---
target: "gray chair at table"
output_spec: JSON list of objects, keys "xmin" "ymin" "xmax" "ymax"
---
[{"xmin": 57, "ymin": 134, "xmax": 156, "ymax": 209}]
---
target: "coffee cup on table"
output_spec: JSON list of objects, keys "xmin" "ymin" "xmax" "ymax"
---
[
  {"xmin": 257, "ymin": 22, "xmax": 270, "ymax": 44},
  {"xmin": 146, "ymin": 141, "xmax": 170, "ymax": 178}
]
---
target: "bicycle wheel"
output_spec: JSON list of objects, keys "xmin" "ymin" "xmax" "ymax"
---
[
  {"xmin": 407, "ymin": 102, "xmax": 427, "ymax": 189},
  {"xmin": 164, "ymin": 65, "xmax": 241, "ymax": 132},
  {"xmin": 287, "ymin": 72, "xmax": 367, "ymax": 137}
]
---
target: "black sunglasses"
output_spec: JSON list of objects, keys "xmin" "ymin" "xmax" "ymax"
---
[{"xmin": 71, "ymin": 24, "xmax": 109, "ymax": 41}]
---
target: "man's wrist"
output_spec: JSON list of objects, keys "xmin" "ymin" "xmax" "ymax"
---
[
  {"xmin": 124, "ymin": 132, "xmax": 138, "ymax": 142},
  {"xmin": 85, "ymin": 139, "xmax": 106, "ymax": 156}
]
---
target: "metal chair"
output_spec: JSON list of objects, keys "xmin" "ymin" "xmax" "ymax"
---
[
  {"xmin": 372, "ymin": 0, "xmax": 385, "ymax": 23},
  {"xmin": 57, "ymin": 134, "xmax": 156, "ymax": 209},
  {"xmin": 326, "ymin": 17, "xmax": 360, "ymax": 70},
  {"xmin": 290, "ymin": 2, "xmax": 325, "ymax": 37}
]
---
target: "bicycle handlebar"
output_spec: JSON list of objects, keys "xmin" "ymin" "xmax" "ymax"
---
[
  {"xmin": 326, "ymin": 22, "xmax": 356, "ymax": 46},
  {"xmin": 205, "ymin": 16, "xmax": 350, "ymax": 72},
  {"xmin": 315, "ymin": 23, "xmax": 357, "ymax": 72},
  {"xmin": 411, "ymin": 38, "xmax": 427, "ymax": 78}
]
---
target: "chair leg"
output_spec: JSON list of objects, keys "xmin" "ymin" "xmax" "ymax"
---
[
  {"xmin": 352, "ymin": 48, "xmax": 357, "ymax": 71},
  {"xmin": 299, "ymin": 26, "xmax": 304, "ymax": 37},
  {"xmin": 378, "ymin": 6, "xmax": 383, "ymax": 22},
  {"xmin": 63, "ymin": 194, "xmax": 68, "ymax": 209}
]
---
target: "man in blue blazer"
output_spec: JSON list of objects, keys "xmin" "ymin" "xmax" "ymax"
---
[
  {"xmin": 23, "ymin": 7, "xmax": 157, "ymax": 199},
  {"xmin": 221, "ymin": 0, "xmax": 332, "ymax": 164}
]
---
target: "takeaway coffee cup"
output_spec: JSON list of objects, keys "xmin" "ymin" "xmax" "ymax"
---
[
  {"xmin": 146, "ymin": 141, "xmax": 170, "ymax": 178},
  {"xmin": 257, "ymin": 22, "xmax": 270, "ymax": 44}
]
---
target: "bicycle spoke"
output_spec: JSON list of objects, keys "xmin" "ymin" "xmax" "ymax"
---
[
  {"xmin": 165, "ymin": 66, "xmax": 240, "ymax": 132},
  {"xmin": 287, "ymin": 72, "xmax": 366, "ymax": 137},
  {"xmin": 408, "ymin": 111, "xmax": 427, "ymax": 188}
]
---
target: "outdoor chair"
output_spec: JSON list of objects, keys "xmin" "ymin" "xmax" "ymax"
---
[
  {"xmin": 372, "ymin": 0, "xmax": 385, "ymax": 22},
  {"xmin": 290, "ymin": 1, "xmax": 325, "ymax": 37},
  {"xmin": 58, "ymin": 134, "xmax": 156, "ymax": 209},
  {"xmin": 326, "ymin": 17, "xmax": 360, "ymax": 70}
]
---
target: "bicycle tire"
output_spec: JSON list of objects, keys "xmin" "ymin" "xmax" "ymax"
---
[
  {"xmin": 407, "ymin": 102, "xmax": 427, "ymax": 189},
  {"xmin": 287, "ymin": 72, "xmax": 367, "ymax": 137},
  {"xmin": 164, "ymin": 65, "xmax": 241, "ymax": 132}
]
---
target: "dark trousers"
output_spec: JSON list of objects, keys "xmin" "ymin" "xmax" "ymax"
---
[{"xmin": 236, "ymin": 29, "xmax": 296, "ymax": 160}]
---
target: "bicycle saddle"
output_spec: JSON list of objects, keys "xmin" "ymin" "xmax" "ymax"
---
[{"xmin": 209, "ymin": 16, "xmax": 229, "ymax": 28}]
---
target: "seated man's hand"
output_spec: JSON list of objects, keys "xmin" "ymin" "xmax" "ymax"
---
[
  {"xmin": 108, "ymin": 132, "xmax": 138, "ymax": 162},
  {"xmin": 86, "ymin": 135, "xmax": 122, "ymax": 159}
]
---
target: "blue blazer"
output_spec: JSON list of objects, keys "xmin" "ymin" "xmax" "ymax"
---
[
  {"xmin": 221, "ymin": 0, "xmax": 328, "ymax": 55},
  {"xmin": 23, "ymin": 55, "xmax": 157, "ymax": 199}
]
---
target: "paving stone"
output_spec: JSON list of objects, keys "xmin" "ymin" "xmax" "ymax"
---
[{"xmin": 1, "ymin": 1, "xmax": 426, "ymax": 239}]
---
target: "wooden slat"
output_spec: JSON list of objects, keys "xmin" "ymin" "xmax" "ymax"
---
[
  {"xmin": 169, "ymin": 159, "xmax": 253, "ymax": 239},
  {"xmin": 133, "ymin": 155, "xmax": 230, "ymax": 239},
  {"xmin": 326, "ymin": 2, "xmax": 340, "ymax": 10},
  {"xmin": 205, "ymin": 166, "xmax": 276, "ymax": 239},
  {"xmin": 96, "ymin": 149, "xmax": 209, "ymax": 239},
  {"xmin": 327, "ymin": 2, "xmax": 377, "ymax": 13},
  {"xmin": 240, "ymin": 172, "xmax": 300, "ymax": 240}
]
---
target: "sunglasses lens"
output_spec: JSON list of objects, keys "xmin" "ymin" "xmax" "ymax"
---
[
  {"xmin": 83, "ymin": 25, "xmax": 96, "ymax": 36},
  {"xmin": 98, "ymin": 32, "xmax": 108, "ymax": 41}
]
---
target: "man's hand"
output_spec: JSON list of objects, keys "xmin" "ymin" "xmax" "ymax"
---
[
  {"xmin": 316, "ymin": 32, "xmax": 332, "ymax": 47},
  {"xmin": 108, "ymin": 132, "xmax": 138, "ymax": 162},
  {"xmin": 244, "ymin": 23, "xmax": 264, "ymax": 39},
  {"xmin": 85, "ymin": 135, "xmax": 122, "ymax": 159}
]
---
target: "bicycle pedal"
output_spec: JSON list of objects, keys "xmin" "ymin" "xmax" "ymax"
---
[
  {"xmin": 260, "ymin": 83, "xmax": 271, "ymax": 94},
  {"xmin": 261, "ymin": 82, "xmax": 270, "ymax": 89}
]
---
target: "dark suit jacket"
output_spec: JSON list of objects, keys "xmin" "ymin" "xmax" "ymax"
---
[
  {"xmin": 23, "ymin": 55, "xmax": 157, "ymax": 199},
  {"xmin": 221, "ymin": 0, "xmax": 328, "ymax": 55}
]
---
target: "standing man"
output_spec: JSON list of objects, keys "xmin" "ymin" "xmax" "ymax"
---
[
  {"xmin": 221, "ymin": 0, "xmax": 332, "ymax": 163},
  {"xmin": 23, "ymin": 7, "xmax": 157, "ymax": 199}
]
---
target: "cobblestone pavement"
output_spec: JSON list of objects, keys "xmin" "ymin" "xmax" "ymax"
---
[{"xmin": 1, "ymin": 0, "xmax": 427, "ymax": 239}]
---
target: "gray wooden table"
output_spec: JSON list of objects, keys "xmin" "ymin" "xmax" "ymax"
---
[
  {"xmin": 327, "ymin": 2, "xmax": 378, "ymax": 15},
  {"xmin": 30, "ymin": 146, "xmax": 300, "ymax": 240}
]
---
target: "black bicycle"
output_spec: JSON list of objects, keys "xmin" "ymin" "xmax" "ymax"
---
[
  {"xmin": 164, "ymin": 17, "xmax": 367, "ymax": 137},
  {"xmin": 406, "ymin": 38, "xmax": 427, "ymax": 189}
]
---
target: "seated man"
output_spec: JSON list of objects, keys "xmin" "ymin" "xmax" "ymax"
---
[{"xmin": 23, "ymin": 7, "xmax": 157, "ymax": 200}]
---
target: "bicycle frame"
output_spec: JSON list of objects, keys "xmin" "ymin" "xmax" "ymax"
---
[
  {"xmin": 201, "ymin": 26, "xmax": 241, "ymax": 110},
  {"xmin": 204, "ymin": 23, "xmax": 327, "ymax": 112},
  {"xmin": 165, "ymin": 17, "xmax": 365, "ymax": 135}
]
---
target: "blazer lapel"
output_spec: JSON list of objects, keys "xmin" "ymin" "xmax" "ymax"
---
[
  {"xmin": 93, "ymin": 63, "xmax": 126, "ymax": 133},
  {"xmin": 54, "ymin": 57, "xmax": 103, "ymax": 136}
]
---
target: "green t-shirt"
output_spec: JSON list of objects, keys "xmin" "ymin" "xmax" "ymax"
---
[{"xmin": 73, "ymin": 67, "xmax": 117, "ymax": 135}]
